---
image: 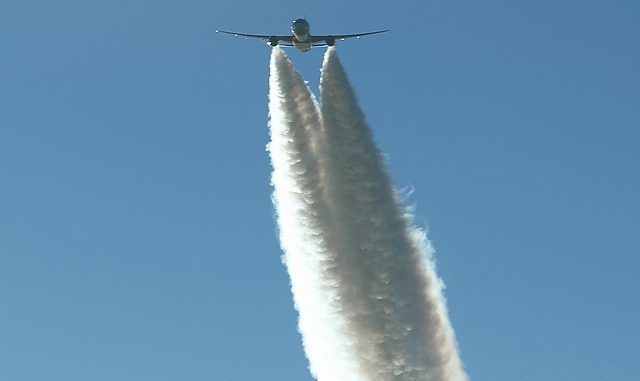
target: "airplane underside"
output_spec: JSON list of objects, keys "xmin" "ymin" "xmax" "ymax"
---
[{"xmin": 293, "ymin": 40, "xmax": 312, "ymax": 52}]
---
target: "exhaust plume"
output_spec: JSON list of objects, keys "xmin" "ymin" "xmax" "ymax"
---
[
  {"xmin": 267, "ymin": 48, "xmax": 361, "ymax": 380},
  {"xmin": 268, "ymin": 47, "xmax": 468, "ymax": 381}
]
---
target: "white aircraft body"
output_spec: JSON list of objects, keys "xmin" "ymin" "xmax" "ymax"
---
[{"xmin": 217, "ymin": 18, "xmax": 388, "ymax": 52}]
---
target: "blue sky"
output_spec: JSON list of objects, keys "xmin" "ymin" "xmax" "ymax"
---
[{"xmin": 1, "ymin": 1, "xmax": 638, "ymax": 380}]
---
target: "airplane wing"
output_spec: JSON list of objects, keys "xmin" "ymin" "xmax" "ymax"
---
[
  {"xmin": 216, "ymin": 30, "xmax": 294, "ymax": 45},
  {"xmin": 309, "ymin": 30, "xmax": 389, "ymax": 45}
]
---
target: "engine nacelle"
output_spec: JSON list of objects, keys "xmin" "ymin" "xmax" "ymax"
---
[
  {"xmin": 325, "ymin": 36, "xmax": 335, "ymax": 46},
  {"xmin": 269, "ymin": 36, "xmax": 279, "ymax": 47}
]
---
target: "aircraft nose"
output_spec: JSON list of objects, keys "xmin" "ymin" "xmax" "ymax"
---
[{"xmin": 292, "ymin": 19, "xmax": 309, "ymax": 34}]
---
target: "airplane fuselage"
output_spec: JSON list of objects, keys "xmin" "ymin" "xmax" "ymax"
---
[{"xmin": 291, "ymin": 18, "xmax": 312, "ymax": 52}]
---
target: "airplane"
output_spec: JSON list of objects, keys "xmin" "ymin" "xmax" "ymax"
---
[{"xmin": 216, "ymin": 18, "xmax": 388, "ymax": 52}]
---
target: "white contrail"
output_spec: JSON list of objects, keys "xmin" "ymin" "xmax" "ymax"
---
[
  {"xmin": 267, "ymin": 48, "xmax": 363, "ymax": 380},
  {"xmin": 316, "ymin": 47, "xmax": 468, "ymax": 381},
  {"xmin": 268, "ymin": 47, "xmax": 468, "ymax": 381}
]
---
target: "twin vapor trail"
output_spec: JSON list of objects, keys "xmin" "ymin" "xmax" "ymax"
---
[{"xmin": 268, "ymin": 47, "xmax": 468, "ymax": 381}]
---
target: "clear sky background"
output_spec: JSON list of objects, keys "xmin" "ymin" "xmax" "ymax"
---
[{"xmin": 1, "ymin": 1, "xmax": 638, "ymax": 380}]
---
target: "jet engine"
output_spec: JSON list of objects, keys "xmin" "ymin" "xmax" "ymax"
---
[
  {"xmin": 269, "ymin": 36, "xmax": 279, "ymax": 46},
  {"xmin": 325, "ymin": 36, "xmax": 335, "ymax": 46}
]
